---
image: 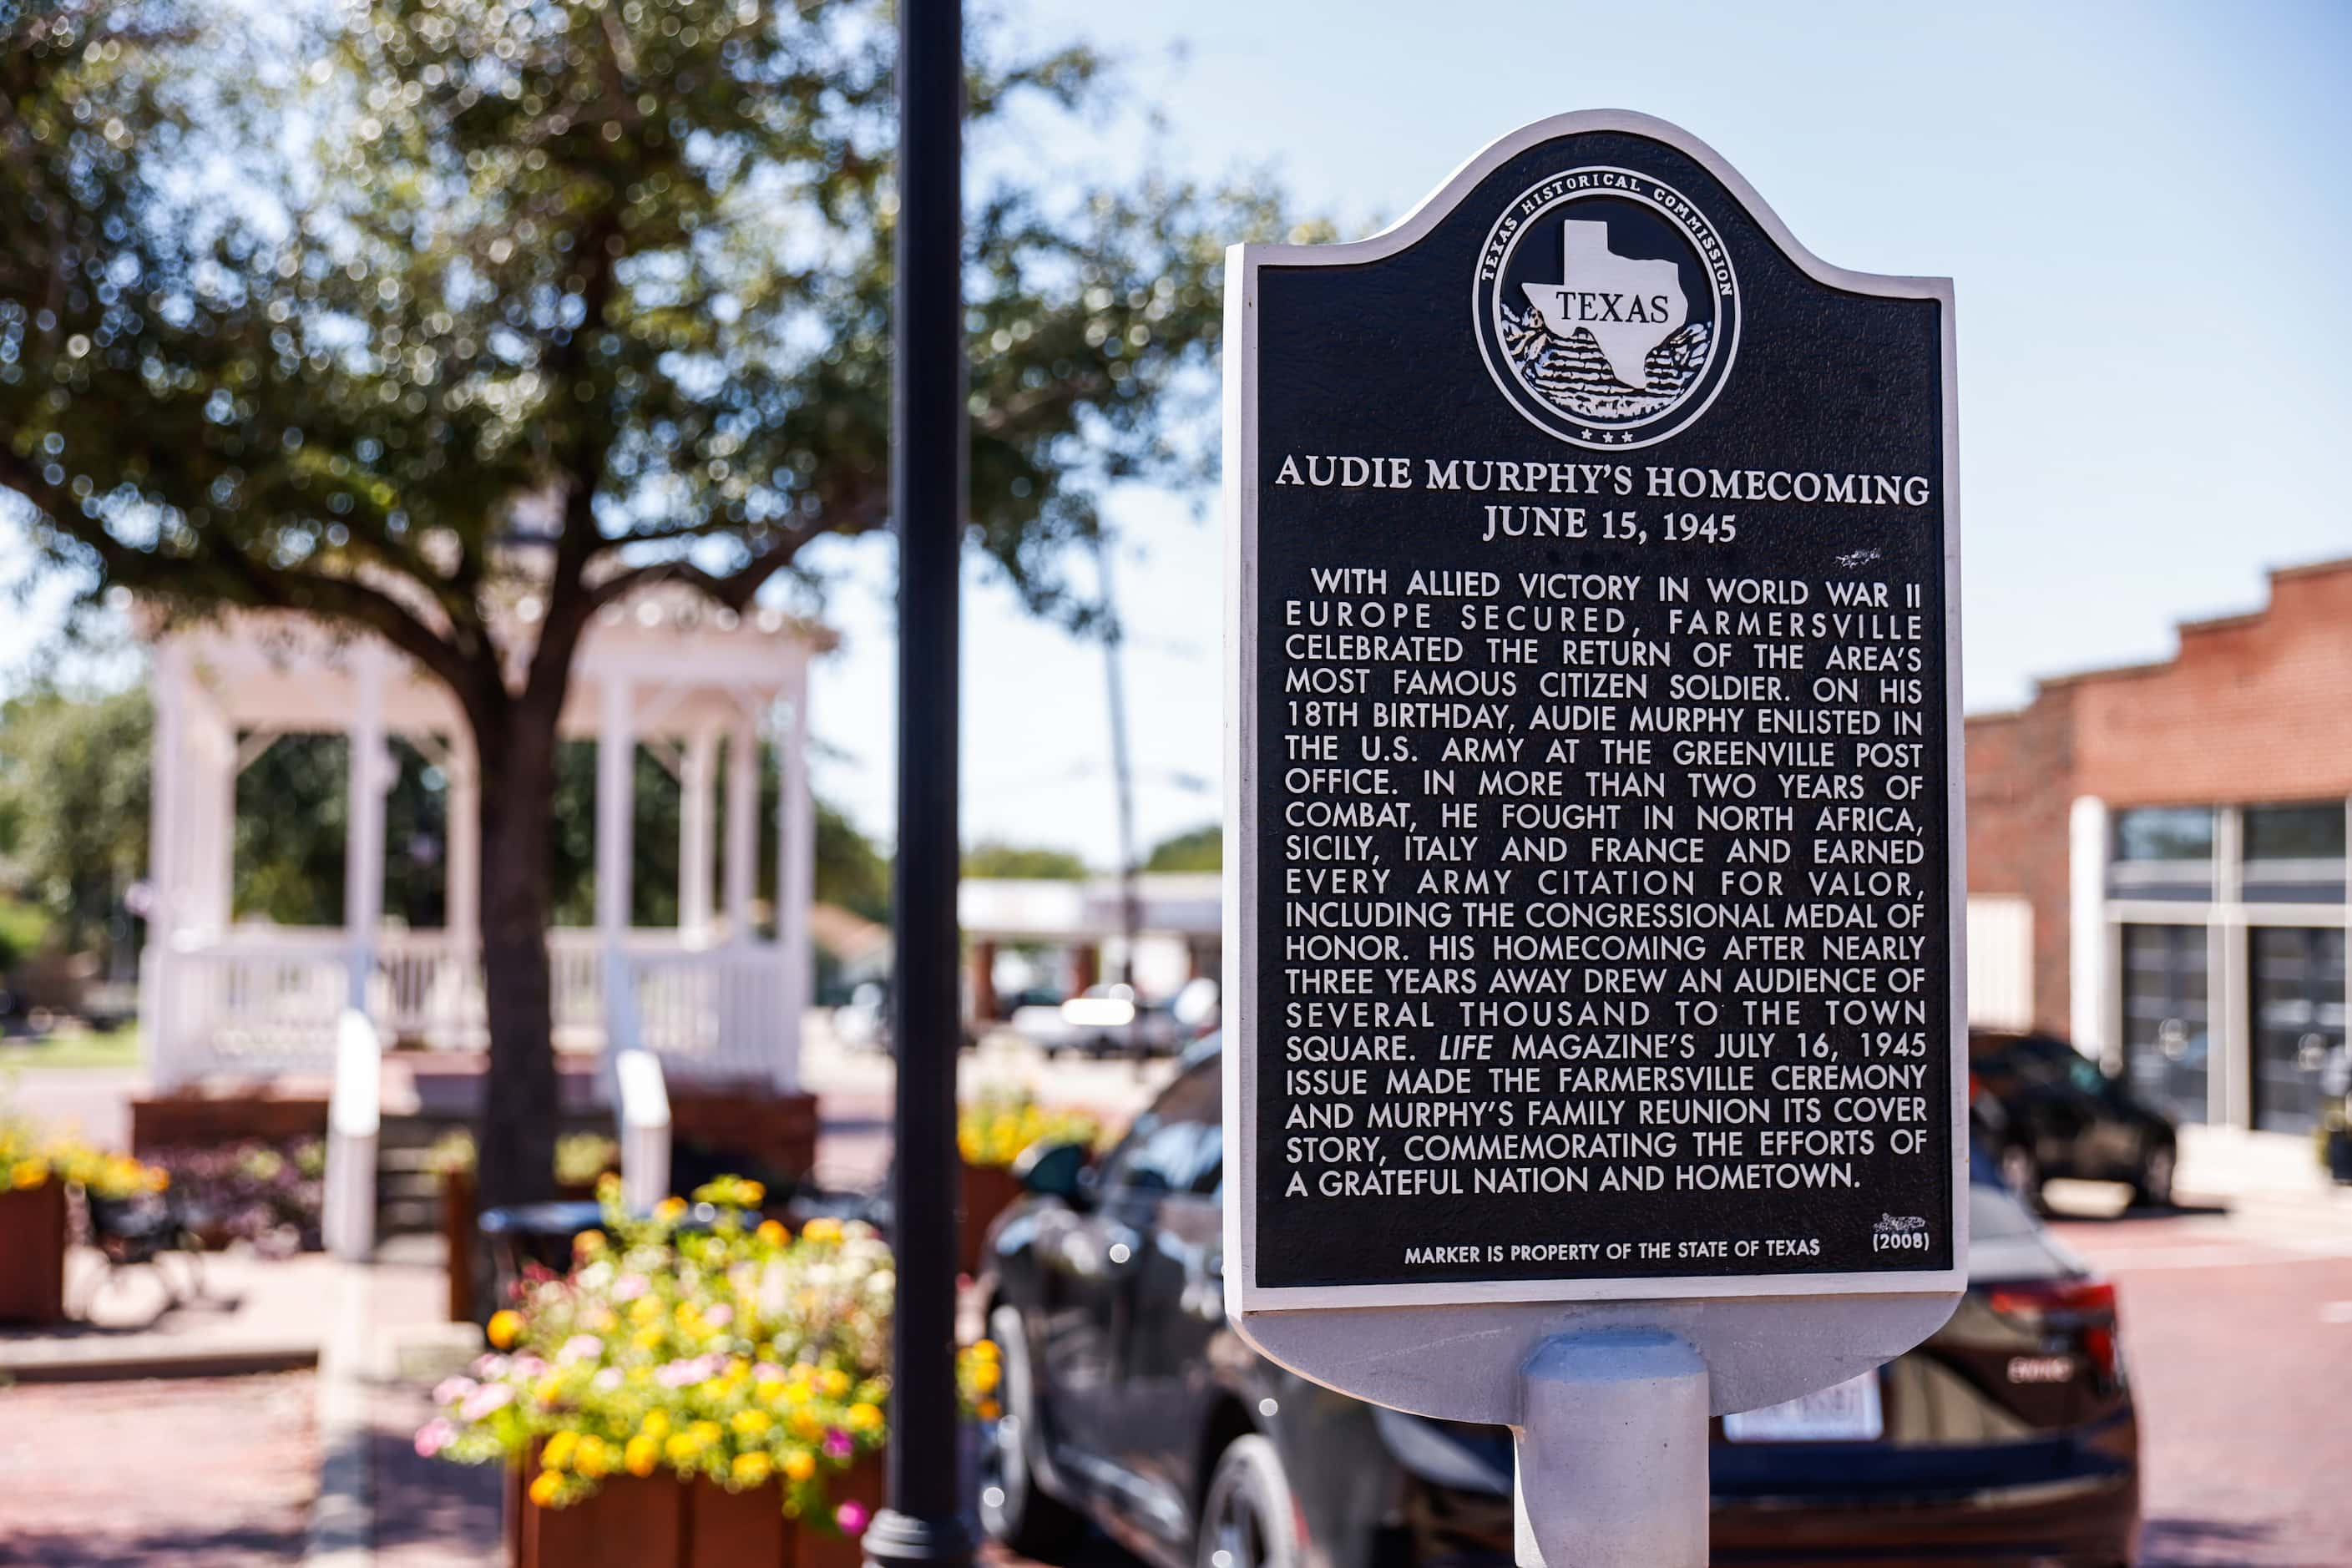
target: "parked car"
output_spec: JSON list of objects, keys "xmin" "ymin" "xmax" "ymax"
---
[
  {"xmin": 979, "ymin": 1041, "xmax": 2141, "ymax": 1568},
  {"xmin": 1009, "ymin": 984, "xmax": 1188, "ymax": 1060},
  {"xmin": 1970, "ymin": 1029, "xmax": 2178, "ymax": 1209}
]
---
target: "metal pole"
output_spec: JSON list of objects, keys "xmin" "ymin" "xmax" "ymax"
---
[
  {"xmin": 867, "ymin": 1, "xmax": 973, "ymax": 1566},
  {"xmin": 1512, "ymin": 1333, "xmax": 1709, "ymax": 1568},
  {"xmin": 1094, "ymin": 535, "xmax": 1143, "ymax": 984}
]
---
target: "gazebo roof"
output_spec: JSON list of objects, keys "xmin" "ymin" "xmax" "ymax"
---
[{"xmin": 142, "ymin": 583, "xmax": 832, "ymax": 738}]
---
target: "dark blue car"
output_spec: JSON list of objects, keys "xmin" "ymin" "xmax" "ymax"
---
[{"xmin": 976, "ymin": 1042, "xmax": 2139, "ymax": 1568}]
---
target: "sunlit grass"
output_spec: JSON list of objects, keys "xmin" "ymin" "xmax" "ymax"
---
[{"xmin": 0, "ymin": 1024, "xmax": 143, "ymax": 1071}]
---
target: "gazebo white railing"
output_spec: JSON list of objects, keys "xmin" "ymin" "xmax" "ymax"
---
[{"xmin": 140, "ymin": 591, "xmax": 826, "ymax": 1092}]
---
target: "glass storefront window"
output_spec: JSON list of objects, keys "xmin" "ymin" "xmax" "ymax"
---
[
  {"xmin": 2112, "ymin": 807, "xmax": 2214, "ymax": 862},
  {"xmin": 2121, "ymin": 923, "xmax": 2209, "ymax": 1125},
  {"xmin": 2244, "ymin": 803, "xmax": 2348, "ymax": 862}
]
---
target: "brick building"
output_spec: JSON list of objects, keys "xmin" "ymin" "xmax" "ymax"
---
[{"xmin": 1965, "ymin": 557, "xmax": 2352, "ymax": 1137}]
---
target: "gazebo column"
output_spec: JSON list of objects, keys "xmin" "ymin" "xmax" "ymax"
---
[
  {"xmin": 680, "ymin": 726, "xmax": 718, "ymax": 943},
  {"xmin": 773, "ymin": 661, "xmax": 814, "ymax": 1093},
  {"xmin": 144, "ymin": 642, "xmax": 192, "ymax": 1085},
  {"xmin": 596, "ymin": 677, "xmax": 637, "ymax": 1043},
  {"xmin": 187, "ymin": 697, "xmax": 238, "ymax": 935},
  {"xmin": 444, "ymin": 731, "xmax": 482, "ymax": 1040},
  {"xmin": 343, "ymin": 645, "xmax": 388, "ymax": 1012},
  {"xmin": 723, "ymin": 711, "xmax": 758, "ymax": 941}
]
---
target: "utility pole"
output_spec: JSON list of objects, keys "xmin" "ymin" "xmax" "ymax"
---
[
  {"xmin": 1095, "ymin": 534, "xmax": 1144, "ymax": 984},
  {"xmin": 866, "ymin": 3, "xmax": 973, "ymax": 1567}
]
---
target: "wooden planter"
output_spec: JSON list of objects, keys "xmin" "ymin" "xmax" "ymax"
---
[
  {"xmin": 0, "ymin": 1181, "xmax": 70, "ymax": 1324},
  {"xmin": 959, "ymin": 1160, "xmax": 1026, "ymax": 1277},
  {"xmin": 506, "ymin": 1449, "xmax": 882, "ymax": 1568}
]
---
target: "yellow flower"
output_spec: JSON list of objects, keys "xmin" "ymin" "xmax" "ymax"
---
[
  {"xmin": 574, "ymin": 1229, "xmax": 607, "ymax": 1257},
  {"xmin": 818, "ymin": 1368, "xmax": 851, "ymax": 1399},
  {"xmin": 10, "ymin": 1159, "xmax": 44, "ymax": 1189},
  {"xmin": 802, "ymin": 1216, "xmax": 843, "ymax": 1245},
  {"xmin": 640, "ymin": 1411, "xmax": 670, "ymax": 1441},
  {"xmin": 978, "ymin": 1399, "xmax": 1002, "ymax": 1422},
  {"xmin": 486, "ymin": 1310, "xmax": 523, "ymax": 1349},
  {"xmin": 756, "ymin": 1219, "xmax": 788, "ymax": 1246},
  {"xmin": 734, "ymin": 1451, "xmax": 774, "ymax": 1486},
  {"xmin": 782, "ymin": 1449, "xmax": 816, "ymax": 1483},
  {"xmin": 731, "ymin": 1409, "xmax": 772, "ymax": 1437},
  {"xmin": 575, "ymin": 1437, "xmax": 610, "ymax": 1479},
  {"xmin": 969, "ymin": 1360, "xmax": 1000, "ymax": 1394},
  {"xmin": 972, "ymin": 1338, "xmax": 999, "ymax": 1362},
  {"xmin": 788, "ymin": 1409, "xmax": 822, "ymax": 1440},
  {"xmin": 633, "ymin": 1326, "xmax": 664, "ymax": 1352},
  {"xmin": 847, "ymin": 1402, "xmax": 883, "ymax": 1434},
  {"xmin": 691, "ymin": 1420, "xmax": 722, "ymax": 1445},
  {"xmin": 630, "ymin": 1295, "xmax": 664, "ymax": 1327},
  {"xmin": 529, "ymin": 1471, "xmax": 564, "ymax": 1508},
  {"xmin": 542, "ymin": 1431, "xmax": 579, "ymax": 1474},
  {"xmin": 655, "ymin": 1196, "xmax": 687, "ymax": 1223},
  {"xmin": 625, "ymin": 1435, "xmax": 660, "ymax": 1477},
  {"xmin": 665, "ymin": 1433, "xmax": 701, "ymax": 1465}
]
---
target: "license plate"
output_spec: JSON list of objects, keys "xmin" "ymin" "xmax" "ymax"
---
[{"xmin": 1722, "ymin": 1373, "xmax": 1884, "ymax": 1443}]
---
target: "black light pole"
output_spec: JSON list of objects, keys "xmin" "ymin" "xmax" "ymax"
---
[{"xmin": 867, "ymin": 2, "xmax": 972, "ymax": 1568}]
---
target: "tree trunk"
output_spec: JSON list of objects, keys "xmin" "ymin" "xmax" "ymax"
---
[{"xmin": 473, "ymin": 701, "xmax": 564, "ymax": 1215}]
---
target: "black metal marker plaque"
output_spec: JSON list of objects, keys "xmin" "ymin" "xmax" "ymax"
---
[{"xmin": 1224, "ymin": 112, "xmax": 1965, "ymax": 1310}]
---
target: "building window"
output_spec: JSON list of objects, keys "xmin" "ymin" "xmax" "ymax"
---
[
  {"xmin": 2244, "ymin": 803, "xmax": 2348, "ymax": 862},
  {"xmin": 2112, "ymin": 807, "xmax": 2214, "ymax": 862}
]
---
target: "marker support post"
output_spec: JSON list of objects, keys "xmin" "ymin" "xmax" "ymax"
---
[{"xmin": 1512, "ymin": 1333, "xmax": 1709, "ymax": 1568}]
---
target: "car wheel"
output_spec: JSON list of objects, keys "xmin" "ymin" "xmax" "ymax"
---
[
  {"xmin": 1998, "ymin": 1143, "xmax": 2043, "ymax": 1210},
  {"xmin": 1196, "ymin": 1435, "xmax": 1302, "ymax": 1568},
  {"xmin": 978, "ymin": 1304, "xmax": 1084, "ymax": 1555},
  {"xmin": 2134, "ymin": 1144, "xmax": 2176, "ymax": 1209}
]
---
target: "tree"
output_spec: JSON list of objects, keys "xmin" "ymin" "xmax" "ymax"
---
[
  {"xmin": 961, "ymin": 840, "xmax": 1089, "ymax": 881},
  {"xmin": 0, "ymin": 685, "xmax": 149, "ymax": 962},
  {"xmin": 1143, "ymin": 822, "xmax": 1220, "ymax": 873},
  {"xmin": 1, "ymin": 1, "xmax": 1302, "ymax": 1207}
]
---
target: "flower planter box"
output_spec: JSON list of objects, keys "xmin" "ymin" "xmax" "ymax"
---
[
  {"xmin": 0, "ymin": 1181, "xmax": 70, "ymax": 1324},
  {"xmin": 505, "ymin": 1449, "xmax": 882, "ymax": 1568},
  {"xmin": 959, "ymin": 1160, "xmax": 1025, "ymax": 1277}
]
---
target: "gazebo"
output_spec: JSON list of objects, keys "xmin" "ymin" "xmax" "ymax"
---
[{"xmin": 138, "ymin": 589, "xmax": 826, "ymax": 1099}]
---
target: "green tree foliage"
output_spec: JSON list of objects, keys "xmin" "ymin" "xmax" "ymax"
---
[
  {"xmin": 962, "ymin": 839, "xmax": 1089, "ymax": 881},
  {"xmin": 1142, "ymin": 821, "xmax": 1219, "ymax": 872},
  {"xmin": 0, "ymin": 685, "xmax": 148, "ymax": 957},
  {"xmin": 0, "ymin": 0, "xmax": 1303, "ymax": 1206}
]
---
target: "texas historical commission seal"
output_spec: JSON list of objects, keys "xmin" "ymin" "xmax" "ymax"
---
[{"xmin": 1473, "ymin": 167, "xmax": 1741, "ymax": 449}]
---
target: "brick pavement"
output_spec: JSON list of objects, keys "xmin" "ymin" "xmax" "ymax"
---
[
  {"xmin": 2051, "ymin": 1198, "xmax": 2352, "ymax": 1568},
  {"xmin": 0, "ymin": 1373, "xmax": 316, "ymax": 1566}
]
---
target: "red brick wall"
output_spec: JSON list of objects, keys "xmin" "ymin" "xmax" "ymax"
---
[
  {"xmin": 1961, "ymin": 557, "xmax": 2352, "ymax": 1040},
  {"xmin": 1965, "ymin": 687, "xmax": 2077, "ymax": 1035},
  {"xmin": 2070, "ymin": 562, "xmax": 2352, "ymax": 807}
]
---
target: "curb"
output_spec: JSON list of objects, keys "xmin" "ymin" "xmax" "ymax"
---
[{"xmin": 0, "ymin": 1343, "xmax": 320, "ymax": 1383}]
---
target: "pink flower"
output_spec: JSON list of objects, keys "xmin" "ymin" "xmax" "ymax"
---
[
  {"xmin": 460, "ymin": 1383, "xmax": 516, "ymax": 1421},
  {"xmin": 823, "ymin": 1429, "xmax": 854, "ymax": 1460},
  {"xmin": 704, "ymin": 1304, "xmax": 735, "ymax": 1328},
  {"xmin": 413, "ymin": 1419, "xmax": 457, "ymax": 1458},
  {"xmin": 836, "ymin": 1501, "xmax": 870, "ymax": 1535},
  {"xmin": 432, "ymin": 1376, "xmax": 478, "ymax": 1407}
]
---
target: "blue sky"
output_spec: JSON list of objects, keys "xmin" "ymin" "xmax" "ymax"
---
[
  {"xmin": 816, "ymin": 0, "xmax": 2349, "ymax": 865},
  {"xmin": 8, "ymin": 1, "xmax": 2349, "ymax": 869}
]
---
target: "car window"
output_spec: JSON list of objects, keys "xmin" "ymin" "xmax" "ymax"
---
[{"xmin": 1097, "ymin": 1060, "xmax": 1221, "ymax": 1196}]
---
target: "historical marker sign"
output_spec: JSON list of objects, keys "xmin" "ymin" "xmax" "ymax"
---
[{"xmin": 1224, "ymin": 111, "xmax": 1965, "ymax": 1317}]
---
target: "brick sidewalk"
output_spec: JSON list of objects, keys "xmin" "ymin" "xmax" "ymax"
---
[{"xmin": 0, "ymin": 1373, "xmax": 316, "ymax": 1566}]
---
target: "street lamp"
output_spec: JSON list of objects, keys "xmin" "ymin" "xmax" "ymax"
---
[{"xmin": 864, "ymin": 3, "xmax": 974, "ymax": 1568}]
